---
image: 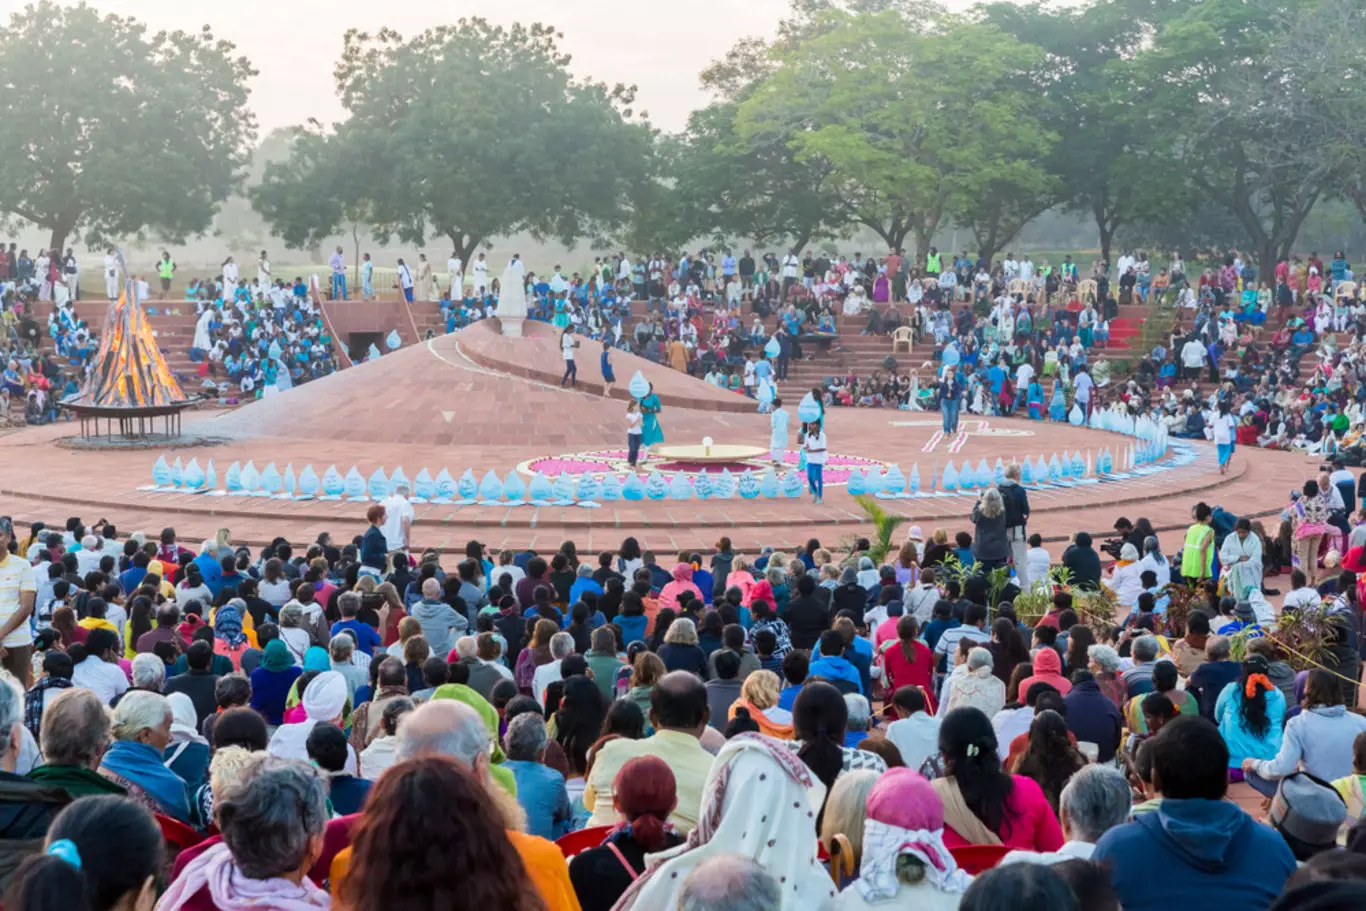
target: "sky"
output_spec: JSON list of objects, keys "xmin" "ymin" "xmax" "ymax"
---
[
  {"xmin": 44, "ymin": 0, "xmax": 797, "ymax": 134},
  {"xmin": 24, "ymin": 0, "xmax": 987, "ymax": 135}
]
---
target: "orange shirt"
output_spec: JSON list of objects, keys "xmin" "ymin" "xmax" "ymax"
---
[{"xmin": 330, "ymin": 830, "xmax": 581, "ymax": 911}]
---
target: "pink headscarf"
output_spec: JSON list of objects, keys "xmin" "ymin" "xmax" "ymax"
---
[{"xmin": 857, "ymin": 768, "xmax": 972, "ymax": 901}]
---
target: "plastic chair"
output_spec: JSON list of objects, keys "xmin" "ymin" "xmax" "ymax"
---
[
  {"xmin": 555, "ymin": 825, "xmax": 615, "ymax": 858},
  {"xmin": 826, "ymin": 833, "xmax": 855, "ymax": 884},
  {"xmin": 891, "ymin": 326, "xmax": 914, "ymax": 354},
  {"xmin": 949, "ymin": 844, "xmax": 1011, "ymax": 874},
  {"xmin": 156, "ymin": 814, "xmax": 205, "ymax": 852}
]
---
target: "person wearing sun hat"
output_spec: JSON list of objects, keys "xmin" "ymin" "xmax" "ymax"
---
[{"xmin": 838, "ymin": 766, "xmax": 972, "ymax": 909}]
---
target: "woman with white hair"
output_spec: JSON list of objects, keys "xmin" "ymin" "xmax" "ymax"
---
[
  {"xmin": 98, "ymin": 690, "xmax": 192, "ymax": 822},
  {"xmin": 159, "ymin": 754, "xmax": 331, "ymax": 911},
  {"xmin": 266, "ymin": 669, "xmax": 358, "ymax": 774},
  {"xmin": 613, "ymin": 734, "xmax": 838, "ymax": 910},
  {"xmin": 939, "ymin": 647, "xmax": 1006, "ymax": 718},
  {"xmin": 1086, "ymin": 644, "xmax": 1128, "ymax": 710},
  {"xmin": 129, "ymin": 652, "xmax": 165, "ymax": 692},
  {"xmin": 972, "ymin": 488, "xmax": 1010, "ymax": 571},
  {"xmin": 1104, "ymin": 543, "xmax": 1144, "ymax": 608}
]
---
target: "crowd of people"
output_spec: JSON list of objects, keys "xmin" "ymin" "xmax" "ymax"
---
[{"xmin": 2, "ymin": 467, "xmax": 1366, "ymax": 909}]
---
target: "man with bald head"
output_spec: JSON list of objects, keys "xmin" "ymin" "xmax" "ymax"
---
[
  {"xmin": 329, "ymin": 698, "xmax": 580, "ymax": 911},
  {"xmin": 583, "ymin": 671, "xmax": 713, "ymax": 832}
]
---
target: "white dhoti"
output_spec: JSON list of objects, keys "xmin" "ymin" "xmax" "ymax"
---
[{"xmin": 105, "ymin": 274, "xmax": 118, "ymax": 299}]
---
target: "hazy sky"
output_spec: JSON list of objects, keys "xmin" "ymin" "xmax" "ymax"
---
[{"xmin": 22, "ymin": 0, "xmax": 980, "ymax": 135}]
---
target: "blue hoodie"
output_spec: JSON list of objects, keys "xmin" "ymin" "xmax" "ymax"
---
[
  {"xmin": 806, "ymin": 654, "xmax": 862, "ymax": 695},
  {"xmin": 1092, "ymin": 798, "xmax": 1295, "ymax": 911}
]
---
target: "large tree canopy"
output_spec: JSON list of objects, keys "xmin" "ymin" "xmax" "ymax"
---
[
  {"xmin": 1141, "ymin": 0, "xmax": 1366, "ymax": 272},
  {"xmin": 256, "ymin": 20, "xmax": 652, "ymax": 267},
  {"xmin": 0, "ymin": 1, "xmax": 256, "ymax": 252},
  {"xmin": 737, "ymin": 9, "xmax": 1055, "ymax": 263}
]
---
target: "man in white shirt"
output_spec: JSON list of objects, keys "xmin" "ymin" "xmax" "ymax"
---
[
  {"xmin": 75, "ymin": 535, "xmax": 104, "ymax": 578},
  {"xmin": 1073, "ymin": 368, "xmax": 1095, "ymax": 420},
  {"xmin": 1003, "ymin": 254, "xmax": 1019, "ymax": 278},
  {"xmin": 71, "ymin": 629, "xmax": 129, "ymax": 705},
  {"xmin": 1016, "ymin": 360, "xmax": 1035, "ymax": 391},
  {"xmin": 258, "ymin": 250, "xmax": 271, "ymax": 288},
  {"xmin": 379, "ymin": 484, "xmax": 415, "ymax": 554},
  {"xmin": 103, "ymin": 248, "xmax": 119, "ymax": 299},
  {"xmin": 397, "ymin": 258, "xmax": 415, "ymax": 302},
  {"xmin": 1001, "ymin": 766, "xmax": 1131, "ymax": 866},
  {"xmin": 1281, "ymin": 570, "xmax": 1322, "ymax": 613},
  {"xmin": 1019, "ymin": 257, "xmax": 1035, "ymax": 282},
  {"xmin": 472, "ymin": 253, "xmax": 488, "ymax": 294},
  {"xmin": 781, "ymin": 249, "xmax": 799, "ymax": 296},
  {"xmin": 534, "ymin": 633, "xmax": 575, "ymax": 706},
  {"xmin": 618, "ymin": 253, "xmax": 632, "ymax": 283},
  {"xmin": 1180, "ymin": 337, "xmax": 1207, "ymax": 381},
  {"xmin": 508, "ymin": 254, "xmax": 525, "ymax": 284},
  {"xmin": 884, "ymin": 686, "xmax": 940, "ymax": 775}
]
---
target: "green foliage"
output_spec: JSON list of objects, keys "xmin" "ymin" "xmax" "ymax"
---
[
  {"xmin": 737, "ymin": 9, "xmax": 1055, "ymax": 260},
  {"xmin": 257, "ymin": 20, "xmax": 652, "ymax": 265},
  {"xmin": 0, "ymin": 1, "xmax": 257, "ymax": 251},
  {"xmin": 851, "ymin": 495, "xmax": 908, "ymax": 565}
]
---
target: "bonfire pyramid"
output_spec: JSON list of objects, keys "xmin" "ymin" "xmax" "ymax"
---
[{"xmin": 68, "ymin": 271, "xmax": 186, "ymax": 409}]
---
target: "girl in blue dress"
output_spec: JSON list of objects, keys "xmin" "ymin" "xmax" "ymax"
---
[{"xmin": 600, "ymin": 340, "xmax": 616, "ymax": 397}]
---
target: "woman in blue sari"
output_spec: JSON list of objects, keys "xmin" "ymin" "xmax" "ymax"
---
[
  {"xmin": 1047, "ymin": 381, "xmax": 1067, "ymax": 421},
  {"xmin": 1027, "ymin": 378, "xmax": 1045, "ymax": 420},
  {"xmin": 638, "ymin": 383, "xmax": 664, "ymax": 462}
]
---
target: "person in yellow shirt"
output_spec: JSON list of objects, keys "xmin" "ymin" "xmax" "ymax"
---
[
  {"xmin": 76, "ymin": 597, "xmax": 119, "ymax": 639},
  {"xmin": 583, "ymin": 671, "xmax": 714, "ymax": 833},
  {"xmin": 329, "ymin": 700, "xmax": 579, "ymax": 911}
]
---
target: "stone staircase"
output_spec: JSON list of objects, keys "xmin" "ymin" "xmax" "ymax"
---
[{"xmin": 27, "ymin": 294, "xmax": 1326, "ymax": 404}]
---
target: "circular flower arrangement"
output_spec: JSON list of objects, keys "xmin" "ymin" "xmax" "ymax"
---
[{"xmin": 518, "ymin": 449, "xmax": 887, "ymax": 486}]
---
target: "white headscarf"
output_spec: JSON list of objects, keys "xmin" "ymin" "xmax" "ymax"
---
[
  {"xmin": 266, "ymin": 671, "xmax": 357, "ymax": 774},
  {"xmin": 167, "ymin": 692, "xmax": 207, "ymax": 746},
  {"xmin": 611, "ymin": 734, "xmax": 835, "ymax": 911}
]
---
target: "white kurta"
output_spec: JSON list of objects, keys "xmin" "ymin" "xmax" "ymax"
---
[
  {"xmin": 222, "ymin": 262, "xmax": 238, "ymax": 301},
  {"xmin": 1219, "ymin": 532, "xmax": 1263, "ymax": 599},
  {"xmin": 192, "ymin": 309, "xmax": 214, "ymax": 351}
]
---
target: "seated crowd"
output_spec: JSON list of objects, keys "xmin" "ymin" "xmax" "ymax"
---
[{"xmin": 3, "ymin": 494, "xmax": 1366, "ymax": 911}]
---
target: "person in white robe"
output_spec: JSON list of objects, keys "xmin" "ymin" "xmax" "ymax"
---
[
  {"xmin": 1219, "ymin": 519, "xmax": 1264, "ymax": 601},
  {"xmin": 222, "ymin": 258, "xmax": 238, "ymax": 302},
  {"xmin": 192, "ymin": 307, "xmax": 215, "ymax": 355}
]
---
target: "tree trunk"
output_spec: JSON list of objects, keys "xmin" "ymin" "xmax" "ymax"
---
[
  {"xmin": 447, "ymin": 232, "xmax": 484, "ymax": 293},
  {"xmin": 1097, "ymin": 222, "xmax": 1114, "ymax": 269},
  {"xmin": 913, "ymin": 228, "xmax": 934, "ymax": 269}
]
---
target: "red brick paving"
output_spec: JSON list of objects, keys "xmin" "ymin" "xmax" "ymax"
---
[{"xmin": 2, "ymin": 324, "xmax": 1326, "ymax": 553}]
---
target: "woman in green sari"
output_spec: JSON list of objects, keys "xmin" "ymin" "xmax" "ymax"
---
[{"xmin": 638, "ymin": 383, "xmax": 664, "ymax": 462}]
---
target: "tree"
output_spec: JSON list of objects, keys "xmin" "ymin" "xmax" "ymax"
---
[
  {"xmin": 0, "ymin": 1, "xmax": 256, "ymax": 252},
  {"xmin": 262, "ymin": 21, "xmax": 652, "ymax": 270},
  {"xmin": 739, "ymin": 10, "xmax": 1055, "ymax": 263},
  {"xmin": 1142, "ymin": 0, "xmax": 1366, "ymax": 274},
  {"xmin": 672, "ymin": 35, "xmax": 850, "ymax": 253},
  {"xmin": 251, "ymin": 127, "xmax": 375, "ymax": 282}
]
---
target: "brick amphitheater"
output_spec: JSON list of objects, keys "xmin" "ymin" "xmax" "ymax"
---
[{"xmin": 5, "ymin": 293, "xmax": 1322, "ymax": 553}]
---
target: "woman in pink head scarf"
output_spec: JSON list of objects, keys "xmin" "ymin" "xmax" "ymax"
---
[
  {"xmin": 657, "ymin": 563, "xmax": 702, "ymax": 613},
  {"xmin": 838, "ymin": 767, "xmax": 973, "ymax": 909}
]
